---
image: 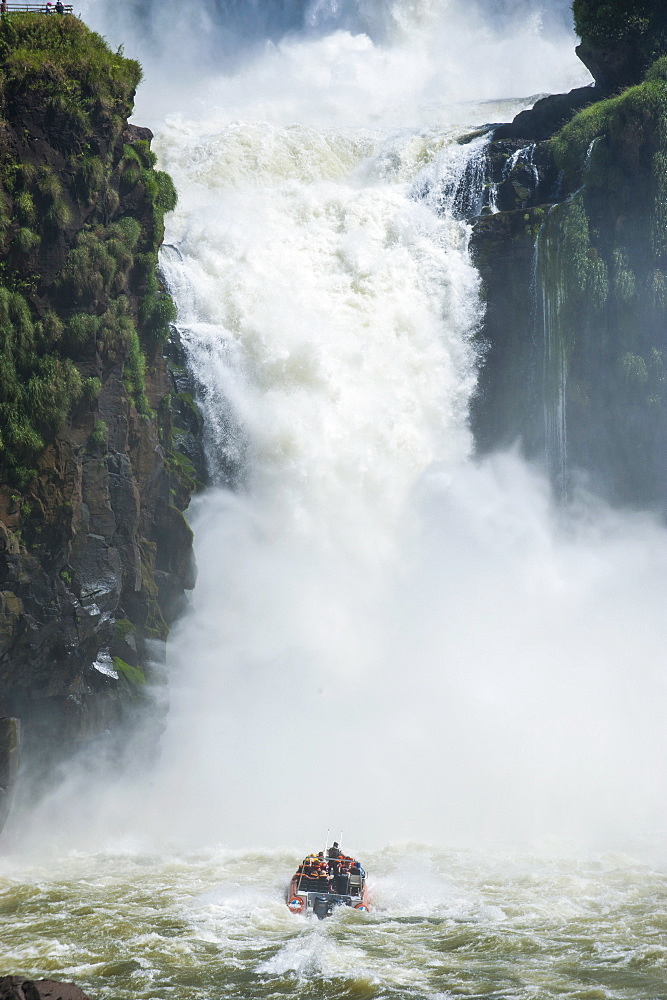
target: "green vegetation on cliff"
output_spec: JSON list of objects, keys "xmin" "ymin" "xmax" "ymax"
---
[
  {"xmin": 0, "ymin": 291, "xmax": 86, "ymax": 486},
  {"xmin": 0, "ymin": 15, "xmax": 202, "ymax": 794},
  {"xmin": 550, "ymin": 67, "xmax": 667, "ymax": 205},
  {"xmin": 527, "ymin": 54, "xmax": 667, "ymax": 501},
  {"xmin": 0, "ymin": 13, "xmax": 140, "ymax": 103},
  {"xmin": 474, "ymin": 8, "xmax": 667, "ymax": 506},
  {"xmin": 572, "ymin": 0, "xmax": 667, "ymax": 90},
  {"xmin": 545, "ymin": 57, "xmax": 667, "ymax": 499},
  {"xmin": 0, "ymin": 15, "xmax": 177, "ymax": 483},
  {"xmin": 572, "ymin": 0, "xmax": 656, "ymax": 45},
  {"xmin": 549, "ymin": 57, "xmax": 667, "ymax": 268}
]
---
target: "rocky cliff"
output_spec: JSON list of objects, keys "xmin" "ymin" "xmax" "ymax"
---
[
  {"xmin": 0, "ymin": 14, "xmax": 204, "ymax": 812},
  {"xmin": 572, "ymin": 0, "xmax": 667, "ymax": 92},
  {"xmin": 469, "ymin": 0, "xmax": 667, "ymax": 509}
]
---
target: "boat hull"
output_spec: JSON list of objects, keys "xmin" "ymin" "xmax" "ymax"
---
[{"xmin": 286, "ymin": 875, "xmax": 370, "ymax": 918}]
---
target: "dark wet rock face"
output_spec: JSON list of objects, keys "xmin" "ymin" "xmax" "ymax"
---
[
  {"xmin": 0, "ymin": 979, "xmax": 92, "ymax": 1000},
  {"xmin": 493, "ymin": 86, "xmax": 601, "ymax": 143},
  {"xmin": 0, "ymin": 18, "xmax": 204, "ymax": 812},
  {"xmin": 466, "ymin": 18, "xmax": 667, "ymax": 509},
  {"xmin": 0, "ymin": 717, "xmax": 19, "ymax": 830}
]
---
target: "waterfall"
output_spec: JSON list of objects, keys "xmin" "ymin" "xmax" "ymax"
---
[
  {"xmin": 152, "ymin": 95, "xmax": 493, "ymax": 844},
  {"xmin": 126, "ymin": 0, "xmax": 590, "ymax": 848},
  {"xmin": 414, "ymin": 135, "xmax": 496, "ymax": 220},
  {"xmin": 81, "ymin": 0, "xmax": 587, "ymax": 117},
  {"xmin": 108, "ymin": 0, "xmax": 667, "ymax": 851},
  {"xmin": 158, "ymin": 125, "xmax": 483, "ymax": 494},
  {"xmin": 535, "ymin": 216, "xmax": 569, "ymax": 498},
  {"xmin": 533, "ymin": 142, "xmax": 603, "ymax": 499},
  {"xmin": 20, "ymin": 0, "xmax": 667, "ymax": 854}
]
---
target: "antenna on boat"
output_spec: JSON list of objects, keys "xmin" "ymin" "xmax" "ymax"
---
[
  {"xmin": 325, "ymin": 826, "xmax": 330, "ymax": 854},
  {"xmin": 339, "ymin": 829, "xmax": 343, "ymax": 851}
]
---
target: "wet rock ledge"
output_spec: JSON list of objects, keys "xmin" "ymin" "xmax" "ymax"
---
[
  {"xmin": 0, "ymin": 16, "xmax": 205, "ymax": 803},
  {"xmin": 467, "ymin": 0, "xmax": 667, "ymax": 508},
  {"xmin": 0, "ymin": 979, "xmax": 92, "ymax": 1000}
]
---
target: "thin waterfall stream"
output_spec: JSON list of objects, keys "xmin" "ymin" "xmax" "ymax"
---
[{"xmin": 536, "ymin": 213, "xmax": 569, "ymax": 499}]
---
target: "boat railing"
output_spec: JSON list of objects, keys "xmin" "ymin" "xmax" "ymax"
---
[{"xmin": 0, "ymin": 4, "xmax": 75, "ymax": 12}]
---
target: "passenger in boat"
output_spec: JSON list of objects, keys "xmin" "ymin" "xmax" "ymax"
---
[
  {"xmin": 301, "ymin": 860, "xmax": 329, "ymax": 892},
  {"xmin": 347, "ymin": 860, "xmax": 365, "ymax": 896},
  {"xmin": 333, "ymin": 843, "xmax": 354, "ymax": 864},
  {"xmin": 333, "ymin": 866, "xmax": 350, "ymax": 894},
  {"xmin": 300, "ymin": 864, "xmax": 317, "ymax": 884},
  {"xmin": 318, "ymin": 857, "xmax": 335, "ymax": 889},
  {"xmin": 327, "ymin": 843, "xmax": 343, "ymax": 875}
]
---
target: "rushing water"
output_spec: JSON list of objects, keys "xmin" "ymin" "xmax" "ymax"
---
[
  {"xmin": 3, "ymin": 846, "xmax": 667, "ymax": 999},
  {"xmin": 4, "ymin": 2, "xmax": 667, "ymax": 998}
]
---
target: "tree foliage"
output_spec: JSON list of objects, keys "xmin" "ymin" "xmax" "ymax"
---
[
  {"xmin": 0, "ymin": 15, "xmax": 178, "ymax": 485},
  {"xmin": 572, "ymin": 0, "xmax": 655, "ymax": 45}
]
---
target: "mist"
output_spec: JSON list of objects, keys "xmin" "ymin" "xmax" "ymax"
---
[
  {"xmin": 13, "ymin": 450, "xmax": 667, "ymax": 856},
  {"xmin": 79, "ymin": 0, "xmax": 590, "ymax": 125},
  {"xmin": 142, "ymin": 450, "xmax": 667, "ymax": 852}
]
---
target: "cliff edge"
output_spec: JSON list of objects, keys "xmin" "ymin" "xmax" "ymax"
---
[
  {"xmin": 0, "ymin": 15, "xmax": 203, "ymax": 807},
  {"xmin": 468, "ymin": 0, "xmax": 667, "ymax": 508}
]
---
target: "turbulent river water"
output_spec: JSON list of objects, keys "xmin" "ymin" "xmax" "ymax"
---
[
  {"xmin": 3, "ymin": 845, "xmax": 667, "ymax": 1000},
  {"xmin": 4, "ymin": 1, "xmax": 667, "ymax": 998}
]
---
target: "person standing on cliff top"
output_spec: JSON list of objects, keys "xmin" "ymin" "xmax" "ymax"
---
[
  {"xmin": 55, "ymin": 0, "xmax": 64, "ymax": 11},
  {"xmin": 0, "ymin": 3, "xmax": 7, "ymax": 15}
]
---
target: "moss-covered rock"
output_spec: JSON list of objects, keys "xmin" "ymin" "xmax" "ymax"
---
[
  {"xmin": 0, "ymin": 16, "xmax": 203, "ymax": 802},
  {"xmin": 472, "ymin": 54, "xmax": 667, "ymax": 508},
  {"xmin": 572, "ymin": 0, "xmax": 667, "ymax": 91}
]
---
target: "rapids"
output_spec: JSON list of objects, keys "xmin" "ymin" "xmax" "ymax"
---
[
  {"xmin": 3, "ymin": 2, "xmax": 667, "ymax": 998},
  {"xmin": 2, "ymin": 846, "xmax": 667, "ymax": 999}
]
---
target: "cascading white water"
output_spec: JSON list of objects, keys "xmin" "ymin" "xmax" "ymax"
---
[
  {"xmin": 81, "ymin": 0, "xmax": 588, "ymax": 121},
  {"xmin": 152, "ymin": 107, "xmax": 489, "ymax": 846}
]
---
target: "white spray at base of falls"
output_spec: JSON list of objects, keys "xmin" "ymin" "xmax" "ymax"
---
[
  {"xmin": 154, "ymin": 119, "xmax": 485, "ymax": 847},
  {"xmin": 144, "ymin": 107, "xmax": 667, "ymax": 849}
]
